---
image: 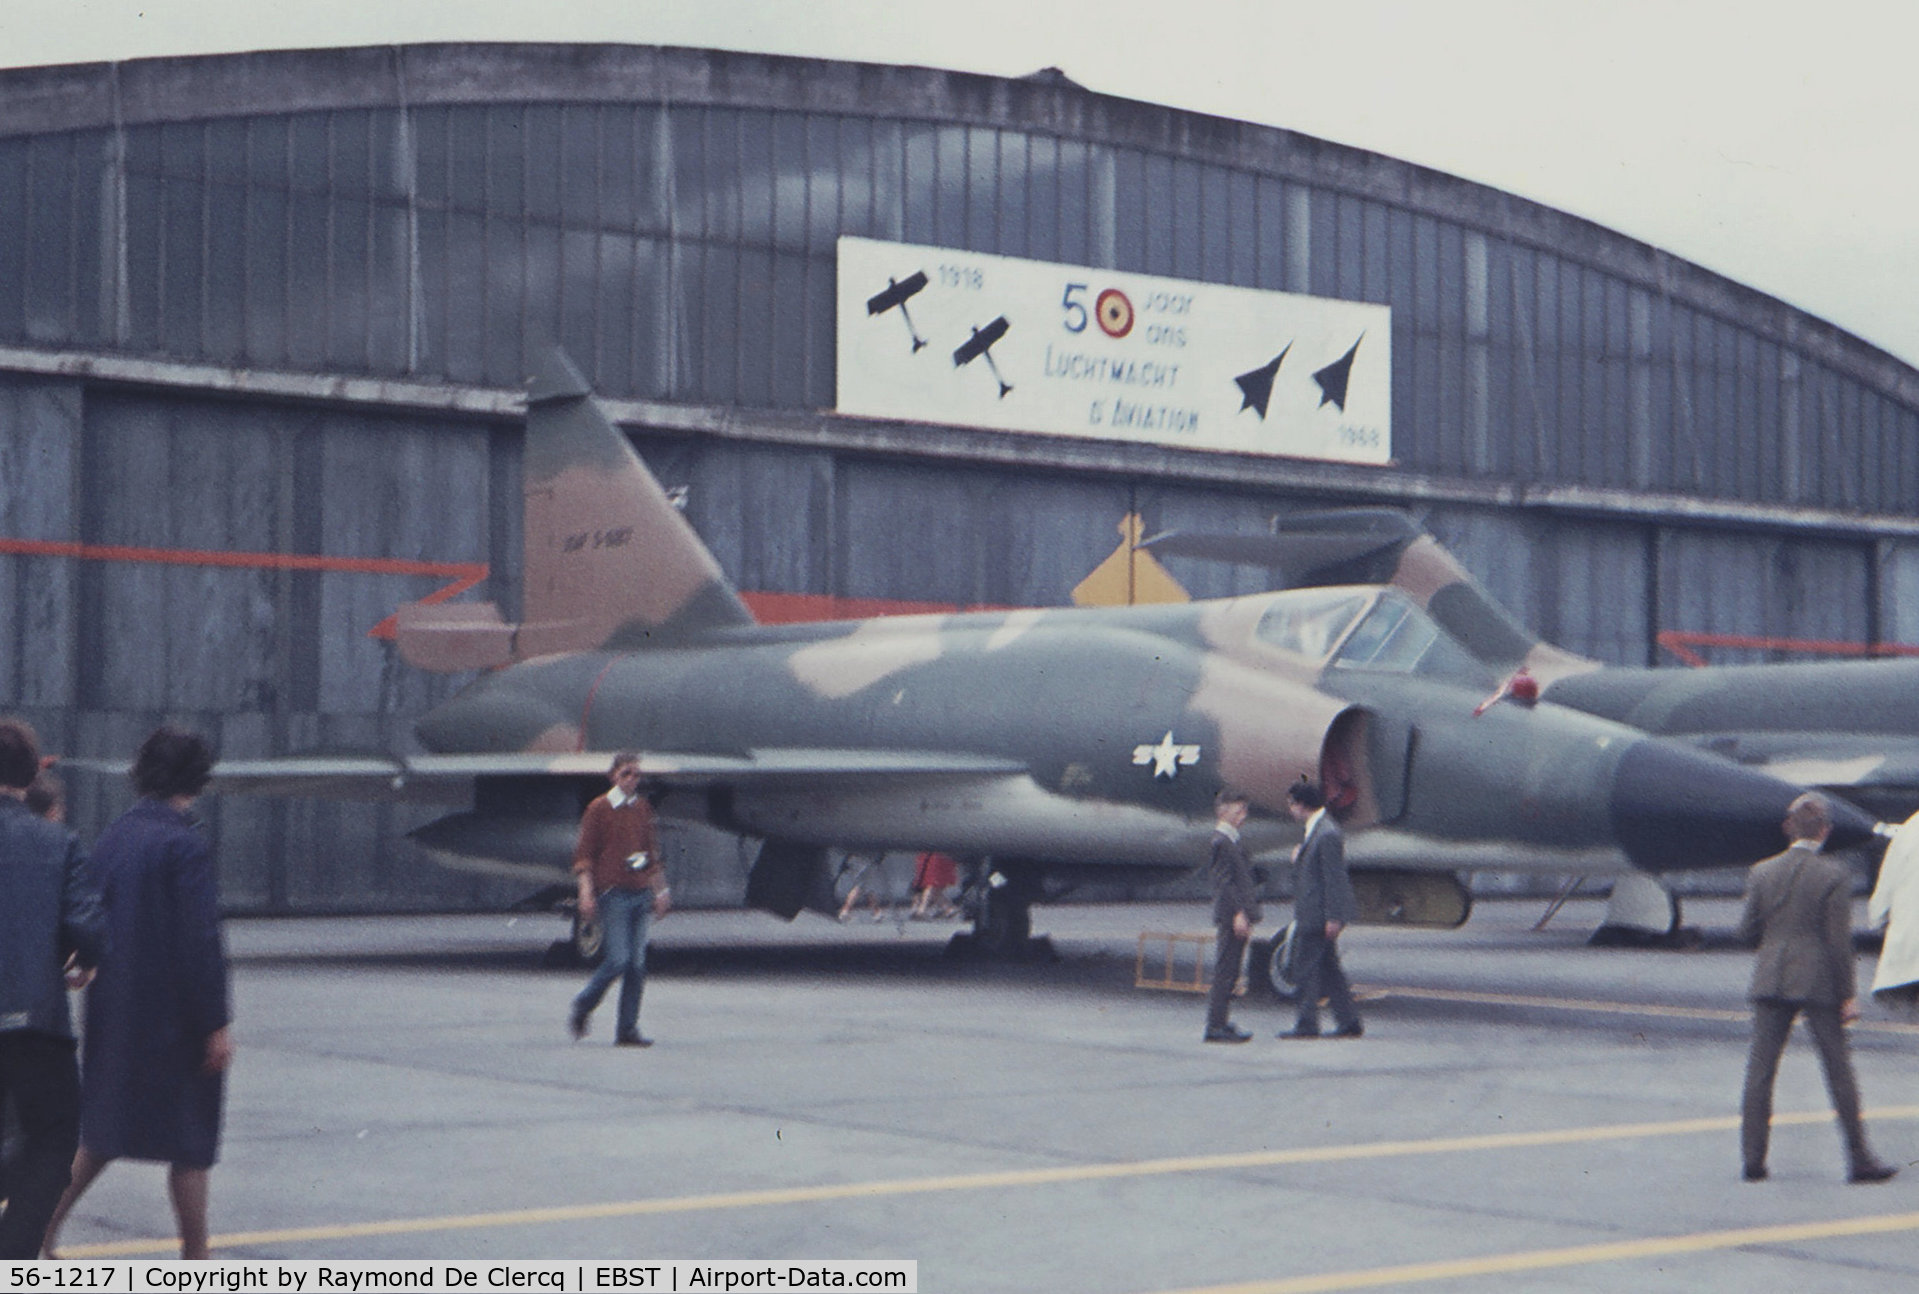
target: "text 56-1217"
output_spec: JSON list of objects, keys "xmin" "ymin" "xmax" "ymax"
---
[{"xmin": 9, "ymin": 1269, "xmax": 118, "ymax": 1289}]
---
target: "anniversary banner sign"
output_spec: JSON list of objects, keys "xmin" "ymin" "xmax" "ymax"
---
[{"xmin": 836, "ymin": 236, "xmax": 1391, "ymax": 466}]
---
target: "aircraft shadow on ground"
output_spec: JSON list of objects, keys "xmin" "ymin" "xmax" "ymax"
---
[{"xmin": 228, "ymin": 937, "xmax": 1145, "ymax": 998}]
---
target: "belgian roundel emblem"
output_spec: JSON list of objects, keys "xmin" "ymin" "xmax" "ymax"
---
[{"xmin": 1096, "ymin": 288, "xmax": 1135, "ymax": 338}]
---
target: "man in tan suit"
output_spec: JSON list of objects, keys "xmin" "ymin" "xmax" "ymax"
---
[{"xmin": 1739, "ymin": 792, "xmax": 1897, "ymax": 1183}]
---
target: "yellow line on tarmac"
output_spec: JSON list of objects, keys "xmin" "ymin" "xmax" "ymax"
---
[
  {"xmin": 62, "ymin": 1106, "xmax": 1919, "ymax": 1258},
  {"xmin": 1367, "ymin": 985, "xmax": 1919, "ymax": 1035},
  {"xmin": 1150, "ymin": 1209, "xmax": 1919, "ymax": 1294}
]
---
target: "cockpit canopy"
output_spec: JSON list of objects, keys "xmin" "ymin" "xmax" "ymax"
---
[
  {"xmin": 1253, "ymin": 587, "xmax": 1492, "ymax": 687},
  {"xmin": 1252, "ymin": 588, "xmax": 1369, "ymax": 660}
]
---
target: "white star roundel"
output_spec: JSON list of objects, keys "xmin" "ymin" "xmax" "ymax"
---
[{"xmin": 1133, "ymin": 731, "xmax": 1201, "ymax": 779}]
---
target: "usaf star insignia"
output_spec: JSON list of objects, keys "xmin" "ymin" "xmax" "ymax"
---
[{"xmin": 1133, "ymin": 731, "xmax": 1201, "ymax": 779}]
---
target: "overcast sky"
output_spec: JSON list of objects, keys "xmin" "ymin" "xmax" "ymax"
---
[{"xmin": 6, "ymin": 0, "xmax": 1917, "ymax": 367}]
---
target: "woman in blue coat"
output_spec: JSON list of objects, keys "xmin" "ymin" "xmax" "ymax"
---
[{"xmin": 42, "ymin": 728, "xmax": 230, "ymax": 1260}]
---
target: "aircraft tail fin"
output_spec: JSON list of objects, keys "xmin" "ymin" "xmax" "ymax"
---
[
  {"xmin": 396, "ymin": 350, "xmax": 753, "ymax": 670},
  {"xmin": 1390, "ymin": 532, "xmax": 1594, "ymax": 681}
]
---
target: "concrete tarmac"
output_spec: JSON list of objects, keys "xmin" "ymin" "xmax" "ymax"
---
[{"xmin": 45, "ymin": 897, "xmax": 1919, "ymax": 1291}]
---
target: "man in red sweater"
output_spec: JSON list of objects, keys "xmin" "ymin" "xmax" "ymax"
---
[{"xmin": 568, "ymin": 753, "xmax": 670, "ymax": 1046}]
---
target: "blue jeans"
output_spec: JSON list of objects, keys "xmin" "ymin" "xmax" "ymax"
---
[{"xmin": 573, "ymin": 888, "xmax": 653, "ymax": 1038}]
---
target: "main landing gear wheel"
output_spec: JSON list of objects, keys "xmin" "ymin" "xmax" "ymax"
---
[
  {"xmin": 1255, "ymin": 923, "xmax": 1302, "ymax": 1001},
  {"xmin": 946, "ymin": 866, "xmax": 1056, "ymax": 961}
]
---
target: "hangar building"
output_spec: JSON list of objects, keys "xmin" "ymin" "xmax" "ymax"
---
[{"xmin": 3, "ymin": 44, "xmax": 1918, "ymax": 913}]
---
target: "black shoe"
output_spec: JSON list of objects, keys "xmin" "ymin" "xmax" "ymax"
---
[
  {"xmin": 1332, "ymin": 1022, "xmax": 1364, "ymax": 1038},
  {"xmin": 1277, "ymin": 1027, "xmax": 1322, "ymax": 1039},
  {"xmin": 1849, "ymin": 1161, "xmax": 1898, "ymax": 1184},
  {"xmin": 568, "ymin": 1007, "xmax": 589, "ymax": 1041},
  {"xmin": 1741, "ymin": 1165, "xmax": 1768, "ymax": 1182},
  {"xmin": 1203, "ymin": 1025, "xmax": 1252, "ymax": 1043},
  {"xmin": 615, "ymin": 1032, "xmax": 654, "ymax": 1048}
]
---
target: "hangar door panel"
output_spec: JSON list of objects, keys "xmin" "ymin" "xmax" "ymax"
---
[
  {"xmin": 314, "ymin": 412, "xmax": 495, "ymax": 716},
  {"xmin": 80, "ymin": 393, "xmax": 282, "ymax": 712},
  {"xmin": 837, "ymin": 460, "xmax": 1131, "ymax": 608},
  {"xmin": 1658, "ymin": 530, "xmax": 1870, "ymax": 664},
  {"xmin": 1885, "ymin": 541, "xmax": 1919, "ymax": 648},
  {"xmin": 0, "ymin": 374, "xmax": 83, "ymax": 709},
  {"xmin": 633, "ymin": 436, "xmax": 835, "ymax": 601}
]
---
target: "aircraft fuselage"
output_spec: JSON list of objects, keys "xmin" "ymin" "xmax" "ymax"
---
[{"xmin": 415, "ymin": 593, "xmax": 1848, "ymax": 877}]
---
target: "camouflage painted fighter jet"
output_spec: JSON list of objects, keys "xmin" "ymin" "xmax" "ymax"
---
[
  {"xmin": 1147, "ymin": 510, "xmax": 1914, "ymax": 934},
  {"xmin": 214, "ymin": 354, "xmax": 1873, "ymax": 969},
  {"xmin": 1144, "ymin": 508, "xmax": 1919, "ymax": 823}
]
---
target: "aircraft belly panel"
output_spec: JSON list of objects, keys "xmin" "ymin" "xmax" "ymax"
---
[
  {"xmin": 582, "ymin": 628, "xmax": 1226, "ymax": 819},
  {"xmin": 726, "ymin": 774, "xmax": 1213, "ymax": 866},
  {"xmin": 1348, "ymin": 830, "xmax": 1632, "ymax": 875}
]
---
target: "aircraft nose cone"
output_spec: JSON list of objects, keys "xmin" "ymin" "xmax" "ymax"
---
[{"xmin": 1609, "ymin": 739, "xmax": 1875, "ymax": 871}]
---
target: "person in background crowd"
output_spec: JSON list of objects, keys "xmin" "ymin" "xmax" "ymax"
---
[
  {"xmin": 42, "ymin": 728, "xmax": 231, "ymax": 1259},
  {"xmin": 1738, "ymin": 791, "xmax": 1896, "ymax": 1184},
  {"xmin": 3, "ymin": 764, "xmax": 74, "ymax": 1216},
  {"xmin": 568, "ymin": 752, "xmax": 670, "ymax": 1046},
  {"xmin": 835, "ymin": 854, "xmax": 888, "ymax": 924},
  {"xmin": 909, "ymin": 851, "xmax": 960, "ymax": 920},
  {"xmin": 1279, "ymin": 779, "xmax": 1364, "ymax": 1040},
  {"xmin": 1202, "ymin": 789, "xmax": 1260, "ymax": 1044},
  {"xmin": 0, "ymin": 720, "xmax": 103, "ymax": 1259},
  {"xmin": 1866, "ymin": 807, "xmax": 1919, "ymax": 1012},
  {"xmin": 4, "ymin": 767, "xmax": 71, "ymax": 1202}
]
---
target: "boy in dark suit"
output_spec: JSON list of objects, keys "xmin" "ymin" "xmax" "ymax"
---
[{"xmin": 1203, "ymin": 789, "xmax": 1260, "ymax": 1043}]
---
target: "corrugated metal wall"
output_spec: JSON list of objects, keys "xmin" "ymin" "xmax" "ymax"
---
[
  {"xmin": 0, "ymin": 371, "xmax": 520, "ymax": 910},
  {"xmin": 5, "ymin": 88, "xmax": 1919, "ymax": 512},
  {"xmin": 1, "ymin": 361, "xmax": 1901, "ymax": 912},
  {"xmin": 3, "ymin": 47, "xmax": 1918, "ymax": 911}
]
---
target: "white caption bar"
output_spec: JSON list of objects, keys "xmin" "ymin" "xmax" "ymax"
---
[{"xmin": 0, "ymin": 1262, "xmax": 916, "ymax": 1293}]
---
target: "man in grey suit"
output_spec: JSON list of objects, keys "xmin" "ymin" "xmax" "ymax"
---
[
  {"xmin": 1203, "ymin": 789, "xmax": 1260, "ymax": 1043},
  {"xmin": 1280, "ymin": 779, "xmax": 1363, "ymax": 1039},
  {"xmin": 1739, "ymin": 791, "xmax": 1896, "ymax": 1183}
]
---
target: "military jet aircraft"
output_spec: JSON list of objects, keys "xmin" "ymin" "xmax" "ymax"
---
[
  {"xmin": 1146, "ymin": 510, "xmax": 1915, "ymax": 932},
  {"xmin": 1143, "ymin": 508, "xmax": 1919, "ymax": 821},
  {"xmin": 210, "ymin": 353, "xmax": 1872, "ymax": 973}
]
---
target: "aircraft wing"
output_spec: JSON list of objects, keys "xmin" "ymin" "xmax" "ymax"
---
[
  {"xmin": 198, "ymin": 748, "xmax": 1030, "ymax": 804},
  {"xmin": 1690, "ymin": 733, "xmax": 1919, "ymax": 818},
  {"xmin": 58, "ymin": 753, "xmax": 469, "ymax": 803}
]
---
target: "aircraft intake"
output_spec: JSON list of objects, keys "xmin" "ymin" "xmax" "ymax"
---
[{"xmin": 1608, "ymin": 738, "xmax": 1876, "ymax": 873}]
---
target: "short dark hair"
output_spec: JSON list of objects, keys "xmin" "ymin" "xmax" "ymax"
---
[
  {"xmin": 1214, "ymin": 787, "xmax": 1250, "ymax": 810},
  {"xmin": 0, "ymin": 719, "xmax": 39, "ymax": 789},
  {"xmin": 1286, "ymin": 778, "xmax": 1325, "ymax": 810},
  {"xmin": 610, "ymin": 751, "xmax": 641, "ymax": 776},
  {"xmin": 131, "ymin": 727, "xmax": 216, "ymax": 799}
]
